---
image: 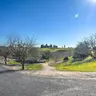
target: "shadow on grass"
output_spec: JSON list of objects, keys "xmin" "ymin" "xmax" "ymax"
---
[
  {"xmin": 0, "ymin": 63, "xmax": 21, "ymax": 66},
  {"xmin": 7, "ymin": 64, "xmax": 21, "ymax": 66}
]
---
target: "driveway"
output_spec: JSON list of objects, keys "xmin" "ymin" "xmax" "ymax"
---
[{"xmin": 0, "ymin": 66, "xmax": 96, "ymax": 96}]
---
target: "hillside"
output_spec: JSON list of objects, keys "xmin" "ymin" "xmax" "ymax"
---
[
  {"xmin": 55, "ymin": 56, "xmax": 96, "ymax": 72},
  {"xmin": 40, "ymin": 48, "xmax": 74, "ymax": 52}
]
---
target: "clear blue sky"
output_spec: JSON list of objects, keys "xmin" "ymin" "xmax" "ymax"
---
[{"xmin": 0, "ymin": 0, "xmax": 96, "ymax": 47}]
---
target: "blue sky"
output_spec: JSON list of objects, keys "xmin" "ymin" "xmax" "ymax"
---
[{"xmin": 0, "ymin": 0, "xmax": 96, "ymax": 47}]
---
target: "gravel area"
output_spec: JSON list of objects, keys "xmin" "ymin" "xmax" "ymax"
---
[{"xmin": 1, "ymin": 66, "xmax": 96, "ymax": 96}]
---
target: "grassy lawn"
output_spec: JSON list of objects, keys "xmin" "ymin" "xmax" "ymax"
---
[
  {"xmin": 8, "ymin": 60, "xmax": 42, "ymax": 70},
  {"xmin": 25, "ymin": 64, "xmax": 43, "ymax": 70},
  {"xmin": 55, "ymin": 61, "xmax": 96, "ymax": 72},
  {"xmin": 60, "ymin": 56, "xmax": 93, "ymax": 66},
  {"xmin": 8, "ymin": 60, "xmax": 20, "ymax": 65},
  {"xmin": 55, "ymin": 57, "xmax": 96, "ymax": 72}
]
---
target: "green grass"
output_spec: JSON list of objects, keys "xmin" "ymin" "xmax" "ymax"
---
[
  {"xmin": 55, "ymin": 56, "xmax": 96, "ymax": 72},
  {"xmin": 55, "ymin": 61, "xmax": 96, "ymax": 72},
  {"xmin": 25, "ymin": 64, "xmax": 43, "ymax": 70},
  {"xmin": 8, "ymin": 60, "xmax": 20, "ymax": 65},
  {"xmin": 8, "ymin": 60, "xmax": 42, "ymax": 70},
  {"xmin": 40, "ymin": 48, "xmax": 73, "ymax": 52},
  {"xmin": 62, "ymin": 56, "xmax": 93, "ymax": 66}
]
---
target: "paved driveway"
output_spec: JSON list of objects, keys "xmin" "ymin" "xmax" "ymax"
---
[{"xmin": 0, "ymin": 66, "xmax": 96, "ymax": 96}]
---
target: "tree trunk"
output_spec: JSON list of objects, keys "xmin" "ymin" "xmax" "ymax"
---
[
  {"xmin": 4, "ymin": 57, "xmax": 7, "ymax": 65},
  {"xmin": 21, "ymin": 60, "xmax": 25, "ymax": 70},
  {"xmin": 94, "ymin": 51, "xmax": 96, "ymax": 58}
]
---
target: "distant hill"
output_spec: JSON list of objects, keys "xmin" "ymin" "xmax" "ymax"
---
[
  {"xmin": 40, "ymin": 48, "xmax": 74, "ymax": 52},
  {"xmin": 40, "ymin": 48, "xmax": 74, "ymax": 59}
]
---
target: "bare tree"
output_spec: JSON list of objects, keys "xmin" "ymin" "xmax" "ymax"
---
[
  {"xmin": 8, "ymin": 36, "xmax": 37, "ymax": 70},
  {"xmin": 88, "ymin": 35, "xmax": 96, "ymax": 49},
  {"xmin": 0, "ymin": 46, "xmax": 10, "ymax": 65},
  {"xmin": 73, "ymin": 33, "xmax": 96, "ymax": 59},
  {"xmin": 74, "ymin": 40, "xmax": 90, "ymax": 59},
  {"xmin": 88, "ymin": 34, "xmax": 96, "ymax": 57}
]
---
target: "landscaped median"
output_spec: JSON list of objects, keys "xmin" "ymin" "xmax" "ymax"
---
[
  {"xmin": 55, "ymin": 61, "xmax": 96, "ymax": 72},
  {"xmin": 8, "ymin": 60, "xmax": 43, "ymax": 71}
]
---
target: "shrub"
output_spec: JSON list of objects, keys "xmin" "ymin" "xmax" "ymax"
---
[
  {"xmin": 41, "ymin": 51, "xmax": 52, "ymax": 60},
  {"xmin": 63, "ymin": 57, "xmax": 69, "ymax": 61}
]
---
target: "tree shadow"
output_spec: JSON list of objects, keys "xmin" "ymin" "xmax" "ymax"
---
[
  {"xmin": 7, "ymin": 64, "xmax": 21, "ymax": 66},
  {"xmin": 0, "ymin": 65, "xmax": 20, "ymax": 74},
  {"xmin": 0, "ymin": 70, "xmax": 18, "ymax": 74}
]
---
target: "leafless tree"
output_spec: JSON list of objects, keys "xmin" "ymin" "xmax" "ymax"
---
[
  {"xmin": 88, "ymin": 35, "xmax": 96, "ymax": 49},
  {"xmin": 0, "ymin": 46, "xmax": 10, "ymax": 65},
  {"xmin": 8, "ymin": 36, "xmax": 37, "ymax": 70},
  {"xmin": 87, "ymin": 34, "xmax": 96, "ymax": 57},
  {"xmin": 74, "ymin": 39, "xmax": 90, "ymax": 59}
]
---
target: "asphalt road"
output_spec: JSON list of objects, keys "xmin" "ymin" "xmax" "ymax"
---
[{"xmin": 0, "ymin": 66, "xmax": 96, "ymax": 96}]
